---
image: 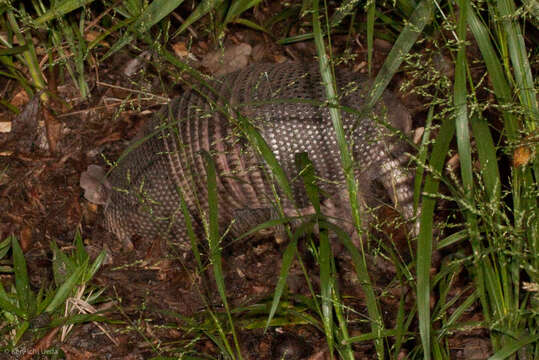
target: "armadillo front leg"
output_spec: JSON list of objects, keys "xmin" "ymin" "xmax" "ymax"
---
[
  {"xmin": 280, "ymin": 189, "xmax": 370, "ymax": 249},
  {"xmin": 378, "ymin": 155, "xmax": 418, "ymax": 235}
]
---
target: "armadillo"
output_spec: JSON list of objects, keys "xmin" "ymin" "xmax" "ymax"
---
[{"xmin": 81, "ymin": 62, "xmax": 415, "ymax": 249}]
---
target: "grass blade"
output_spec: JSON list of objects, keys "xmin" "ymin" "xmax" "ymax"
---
[
  {"xmin": 466, "ymin": 5, "xmax": 517, "ymax": 137},
  {"xmin": 224, "ymin": 0, "xmax": 263, "ymax": 25},
  {"xmin": 296, "ymin": 153, "xmax": 336, "ymax": 355},
  {"xmin": 35, "ymin": 0, "xmax": 95, "ymax": 24},
  {"xmin": 176, "ymin": 0, "xmax": 224, "ymax": 36},
  {"xmin": 0, "ymin": 281, "xmax": 26, "ymax": 318},
  {"xmin": 312, "ymin": 0, "xmax": 384, "ymax": 356},
  {"xmin": 45, "ymin": 264, "xmax": 85, "ymax": 313},
  {"xmin": 488, "ymin": 333, "xmax": 539, "ymax": 360},
  {"xmin": 454, "ymin": 0, "xmax": 473, "ymax": 205},
  {"xmin": 318, "ymin": 226, "xmax": 334, "ymax": 356},
  {"xmin": 295, "ymin": 153, "xmax": 320, "ymax": 213},
  {"xmin": 496, "ymin": 0, "xmax": 538, "ymax": 130},
  {"xmin": 6, "ymin": 10, "xmax": 47, "ymax": 101},
  {"xmin": 176, "ymin": 186, "xmax": 203, "ymax": 270},
  {"xmin": 470, "ymin": 116, "xmax": 501, "ymax": 202},
  {"xmin": 366, "ymin": 0, "xmax": 375, "ymax": 76},
  {"xmin": 452, "ymin": 5, "xmax": 488, "ymax": 336},
  {"xmin": 414, "ymin": 101, "xmax": 435, "ymax": 210},
  {"xmin": 416, "ymin": 109, "xmax": 455, "ymax": 360},
  {"xmin": 368, "ymin": 0, "xmax": 433, "ymax": 108},
  {"xmin": 265, "ymin": 235, "xmax": 299, "ymax": 330},
  {"xmin": 0, "ymin": 236, "xmax": 11, "ymax": 260},
  {"xmin": 11, "ymin": 235, "xmax": 31, "ymax": 314},
  {"xmin": 104, "ymin": 0, "xmax": 185, "ymax": 60},
  {"xmin": 330, "ymin": 0, "xmax": 361, "ymax": 27},
  {"xmin": 202, "ymin": 151, "xmax": 242, "ymax": 359},
  {"xmin": 237, "ymin": 114, "xmax": 294, "ymax": 202}
]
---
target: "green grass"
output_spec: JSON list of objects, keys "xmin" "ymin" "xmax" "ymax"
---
[
  {"xmin": 0, "ymin": 233, "xmax": 106, "ymax": 350},
  {"xmin": 0, "ymin": 0, "xmax": 537, "ymax": 358}
]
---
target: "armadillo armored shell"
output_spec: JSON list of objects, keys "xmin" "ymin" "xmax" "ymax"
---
[{"xmin": 103, "ymin": 62, "xmax": 414, "ymax": 249}]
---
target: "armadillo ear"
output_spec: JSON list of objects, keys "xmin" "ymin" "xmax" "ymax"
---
[
  {"xmin": 80, "ymin": 165, "xmax": 110, "ymax": 205},
  {"xmin": 384, "ymin": 92, "xmax": 412, "ymax": 135}
]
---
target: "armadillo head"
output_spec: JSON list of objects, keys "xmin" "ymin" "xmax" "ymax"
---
[{"xmin": 80, "ymin": 165, "xmax": 111, "ymax": 206}]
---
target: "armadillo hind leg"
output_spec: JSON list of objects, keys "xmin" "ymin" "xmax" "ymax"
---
[
  {"xmin": 305, "ymin": 188, "xmax": 372, "ymax": 249},
  {"xmin": 230, "ymin": 208, "xmax": 277, "ymax": 239}
]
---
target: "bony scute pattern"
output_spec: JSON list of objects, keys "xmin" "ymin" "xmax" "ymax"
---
[{"xmin": 101, "ymin": 62, "xmax": 415, "ymax": 249}]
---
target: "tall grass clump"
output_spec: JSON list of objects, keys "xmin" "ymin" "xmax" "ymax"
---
[{"xmin": 406, "ymin": 1, "xmax": 538, "ymax": 358}]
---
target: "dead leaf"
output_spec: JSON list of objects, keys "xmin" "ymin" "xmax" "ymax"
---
[
  {"xmin": 273, "ymin": 54, "xmax": 287, "ymax": 63},
  {"xmin": 84, "ymin": 30, "xmax": 109, "ymax": 47},
  {"xmin": 85, "ymin": 30, "xmax": 99, "ymax": 42},
  {"xmin": 20, "ymin": 226, "xmax": 33, "ymax": 252},
  {"xmin": 96, "ymin": 131, "xmax": 122, "ymax": 145},
  {"xmin": 123, "ymin": 51, "xmax": 151, "ymax": 77},
  {"xmin": 43, "ymin": 107, "xmax": 62, "ymax": 154},
  {"xmin": 0, "ymin": 168, "xmax": 7, "ymax": 186},
  {"xmin": 10, "ymin": 90, "xmax": 30, "ymax": 109},
  {"xmin": 11, "ymin": 90, "xmax": 29, "ymax": 108},
  {"xmin": 447, "ymin": 153, "xmax": 460, "ymax": 171},
  {"xmin": 61, "ymin": 344, "xmax": 95, "ymax": 360},
  {"xmin": 413, "ymin": 126, "xmax": 425, "ymax": 144},
  {"xmin": 461, "ymin": 337, "xmax": 491, "ymax": 359},
  {"xmin": 0, "ymin": 121, "xmax": 11, "ymax": 133},
  {"xmin": 172, "ymin": 41, "xmax": 189, "ymax": 58},
  {"xmin": 433, "ymin": 52, "xmax": 454, "ymax": 78},
  {"xmin": 513, "ymin": 146, "xmax": 531, "ymax": 167},
  {"xmin": 12, "ymin": 96, "xmax": 40, "ymax": 151},
  {"xmin": 354, "ymin": 61, "xmax": 367, "ymax": 72},
  {"xmin": 202, "ymin": 43, "xmax": 252, "ymax": 76},
  {"xmin": 21, "ymin": 327, "xmax": 60, "ymax": 360},
  {"xmin": 308, "ymin": 350, "xmax": 330, "ymax": 360},
  {"xmin": 374, "ymin": 38, "xmax": 392, "ymax": 51}
]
